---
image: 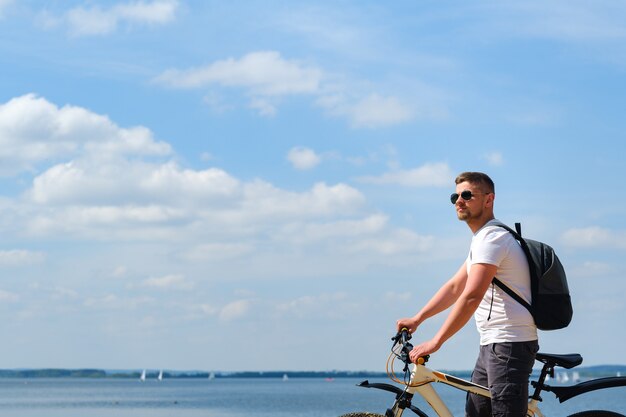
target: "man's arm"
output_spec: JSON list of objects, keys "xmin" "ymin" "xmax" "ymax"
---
[
  {"xmin": 408, "ymin": 262, "xmax": 497, "ymax": 362},
  {"xmin": 396, "ymin": 261, "xmax": 469, "ymax": 333}
]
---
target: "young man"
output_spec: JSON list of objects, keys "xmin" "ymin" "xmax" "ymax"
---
[{"xmin": 396, "ymin": 172, "xmax": 538, "ymax": 417}]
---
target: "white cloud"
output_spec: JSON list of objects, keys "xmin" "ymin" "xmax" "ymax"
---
[
  {"xmin": 275, "ymin": 293, "xmax": 351, "ymax": 319},
  {"xmin": 384, "ymin": 291, "xmax": 413, "ymax": 303},
  {"xmin": 0, "ymin": 0, "xmax": 14, "ymax": 17},
  {"xmin": 0, "ymin": 94, "xmax": 171, "ymax": 176},
  {"xmin": 56, "ymin": 0, "xmax": 179, "ymax": 36},
  {"xmin": 0, "ymin": 94, "xmax": 367, "ymax": 243},
  {"xmin": 346, "ymin": 228, "xmax": 435, "ymax": 255},
  {"xmin": 156, "ymin": 51, "xmax": 323, "ymax": 117},
  {"xmin": 84, "ymin": 294, "xmax": 154, "ymax": 309},
  {"xmin": 156, "ymin": 51, "xmax": 322, "ymax": 95},
  {"xmin": 357, "ymin": 162, "xmax": 454, "ymax": 187},
  {"xmin": 570, "ymin": 261, "xmax": 614, "ymax": 278},
  {"xmin": 28, "ymin": 161, "xmax": 238, "ymax": 206},
  {"xmin": 219, "ymin": 299, "xmax": 250, "ymax": 322},
  {"xmin": 156, "ymin": 51, "xmax": 423, "ymax": 127},
  {"xmin": 348, "ymin": 94, "xmax": 413, "ymax": 128},
  {"xmin": 278, "ymin": 214, "xmax": 388, "ymax": 244},
  {"xmin": 51, "ymin": 287, "xmax": 80, "ymax": 300},
  {"xmin": 238, "ymin": 180, "xmax": 365, "ymax": 220},
  {"xmin": 0, "ymin": 94, "xmax": 422, "ymax": 282},
  {"xmin": 182, "ymin": 243, "xmax": 254, "ymax": 262},
  {"xmin": 0, "ymin": 289, "xmax": 19, "ymax": 302},
  {"xmin": 561, "ymin": 227, "xmax": 626, "ymax": 249},
  {"xmin": 248, "ymin": 97, "xmax": 277, "ymax": 117},
  {"xmin": 500, "ymin": 2, "xmax": 626, "ymax": 42},
  {"xmin": 287, "ymin": 147, "xmax": 321, "ymax": 170},
  {"xmin": 20, "ymin": 178, "xmax": 365, "ymax": 241},
  {"xmin": 141, "ymin": 274, "xmax": 193, "ymax": 290},
  {"xmin": 316, "ymin": 92, "xmax": 415, "ymax": 129},
  {"xmin": 111, "ymin": 266, "xmax": 128, "ymax": 278},
  {"xmin": 0, "ymin": 249, "xmax": 45, "ymax": 266},
  {"xmin": 483, "ymin": 151, "xmax": 504, "ymax": 166}
]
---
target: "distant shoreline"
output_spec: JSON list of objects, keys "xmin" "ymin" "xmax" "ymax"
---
[
  {"xmin": 1, "ymin": 365, "xmax": 624, "ymax": 379},
  {"xmin": 0, "ymin": 369, "xmax": 387, "ymax": 379}
]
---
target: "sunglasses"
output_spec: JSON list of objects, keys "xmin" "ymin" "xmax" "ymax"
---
[{"xmin": 450, "ymin": 190, "xmax": 490, "ymax": 204}]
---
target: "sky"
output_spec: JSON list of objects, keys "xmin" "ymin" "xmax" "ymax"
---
[{"xmin": 1, "ymin": 0, "xmax": 625, "ymax": 373}]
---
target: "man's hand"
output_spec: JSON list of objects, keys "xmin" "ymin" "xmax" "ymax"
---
[
  {"xmin": 396, "ymin": 317, "xmax": 419, "ymax": 334},
  {"xmin": 409, "ymin": 339, "xmax": 442, "ymax": 364}
]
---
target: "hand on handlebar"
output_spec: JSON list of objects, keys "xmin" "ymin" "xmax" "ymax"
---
[
  {"xmin": 396, "ymin": 317, "xmax": 419, "ymax": 334},
  {"xmin": 409, "ymin": 339, "xmax": 441, "ymax": 364}
]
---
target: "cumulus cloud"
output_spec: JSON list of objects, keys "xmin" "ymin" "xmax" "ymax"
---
[
  {"xmin": 483, "ymin": 151, "xmax": 504, "ymax": 166},
  {"xmin": 347, "ymin": 94, "xmax": 413, "ymax": 128},
  {"xmin": 141, "ymin": 274, "xmax": 193, "ymax": 290},
  {"xmin": 40, "ymin": 0, "xmax": 179, "ymax": 36},
  {"xmin": 0, "ymin": 289, "xmax": 19, "ymax": 302},
  {"xmin": 21, "ymin": 178, "xmax": 365, "ymax": 240},
  {"xmin": 275, "ymin": 293, "xmax": 351, "ymax": 319},
  {"xmin": 0, "ymin": 94, "xmax": 430, "ymax": 282},
  {"xmin": 156, "ymin": 51, "xmax": 332, "ymax": 118},
  {"xmin": 84, "ymin": 294, "xmax": 154, "ymax": 309},
  {"xmin": 278, "ymin": 214, "xmax": 388, "ymax": 244},
  {"xmin": 156, "ymin": 51, "xmax": 322, "ymax": 95},
  {"xmin": 28, "ymin": 160, "xmax": 239, "ymax": 206},
  {"xmin": 155, "ymin": 50, "xmax": 420, "ymax": 127},
  {"xmin": 0, "ymin": 94, "xmax": 171, "ymax": 176},
  {"xmin": 182, "ymin": 243, "xmax": 254, "ymax": 262},
  {"xmin": 357, "ymin": 162, "xmax": 454, "ymax": 187},
  {"xmin": 238, "ymin": 180, "xmax": 364, "ymax": 220},
  {"xmin": 0, "ymin": 249, "xmax": 46, "ymax": 266},
  {"xmin": 287, "ymin": 147, "xmax": 321, "ymax": 170},
  {"xmin": 346, "ymin": 228, "xmax": 434, "ymax": 255},
  {"xmin": 0, "ymin": 93, "xmax": 365, "ymax": 242},
  {"xmin": 561, "ymin": 227, "xmax": 626, "ymax": 249},
  {"xmin": 219, "ymin": 299, "xmax": 250, "ymax": 322}
]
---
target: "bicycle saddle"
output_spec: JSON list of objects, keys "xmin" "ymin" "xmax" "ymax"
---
[{"xmin": 535, "ymin": 352, "xmax": 583, "ymax": 369}]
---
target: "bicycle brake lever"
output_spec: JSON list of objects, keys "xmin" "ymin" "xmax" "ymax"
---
[{"xmin": 392, "ymin": 328, "xmax": 412, "ymax": 343}]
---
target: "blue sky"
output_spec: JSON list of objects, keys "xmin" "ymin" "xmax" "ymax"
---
[{"xmin": 1, "ymin": 1, "xmax": 625, "ymax": 372}]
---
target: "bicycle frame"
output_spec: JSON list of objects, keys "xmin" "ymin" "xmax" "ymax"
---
[
  {"xmin": 360, "ymin": 362, "xmax": 489, "ymax": 417},
  {"xmin": 356, "ymin": 331, "xmax": 626, "ymax": 417},
  {"xmin": 358, "ymin": 357, "xmax": 626, "ymax": 417},
  {"xmin": 404, "ymin": 362, "xmax": 489, "ymax": 417}
]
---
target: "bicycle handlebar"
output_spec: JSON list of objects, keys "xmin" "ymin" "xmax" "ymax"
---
[{"xmin": 392, "ymin": 328, "xmax": 430, "ymax": 366}]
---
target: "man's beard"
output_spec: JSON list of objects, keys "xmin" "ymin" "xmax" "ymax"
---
[{"xmin": 457, "ymin": 208, "xmax": 481, "ymax": 221}]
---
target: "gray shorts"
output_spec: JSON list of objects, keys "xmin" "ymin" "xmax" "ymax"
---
[{"xmin": 465, "ymin": 341, "xmax": 539, "ymax": 417}]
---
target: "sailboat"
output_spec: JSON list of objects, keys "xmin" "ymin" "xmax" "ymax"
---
[
  {"xmin": 282, "ymin": 373, "xmax": 289, "ymax": 381},
  {"xmin": 208, "ymin": 372, "xmax": 215, "ymax": 380},
  {"xmin": 157, "ymin": 370, "xmax": 163, "ymax": 381},
  {"xmin": 139, "ymin": 369, "xmax": 146, "ymax": 382}
]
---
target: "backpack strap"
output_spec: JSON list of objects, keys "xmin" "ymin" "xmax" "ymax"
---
[
  {"xmin": 489, "ymin": 220, "xmax": 533, "ymax": 314},
  {"xmin": 492, "ymin": 277, "xmax": 532, "ymax": 312}
]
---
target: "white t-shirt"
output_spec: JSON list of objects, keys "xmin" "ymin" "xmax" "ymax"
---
[{"xmin": 466, "ymin": 219, "xmax": 538, "ymax": 345}]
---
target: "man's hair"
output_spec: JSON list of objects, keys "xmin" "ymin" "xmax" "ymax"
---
[{"xmin": 455, "ymin": 172, "xmax": 495, "ymax": 194}]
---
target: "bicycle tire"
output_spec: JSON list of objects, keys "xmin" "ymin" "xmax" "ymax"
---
[
  {"xmin": 337, "ymin": 413, "xmax": 386, "ymax": 417},
  {"xmin": 567, "ymin": 411, "xmax": 625, "ymax": 417}
]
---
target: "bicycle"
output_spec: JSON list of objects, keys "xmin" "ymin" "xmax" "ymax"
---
[{"xmin": 339, "ymin": 329, "xmax": 626, "ymax": 417}]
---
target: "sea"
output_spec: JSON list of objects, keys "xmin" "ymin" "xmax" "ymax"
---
[{"xmin": 0, "ymin": 376, "xmax": 624, "ymax": 417}]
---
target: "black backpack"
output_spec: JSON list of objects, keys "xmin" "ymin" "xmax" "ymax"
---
[{"xmin": 491, "ymin": 222, "xmax": 573, "ymax": 331}]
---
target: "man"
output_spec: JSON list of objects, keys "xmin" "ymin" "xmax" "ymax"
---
[{"xmin": 396, "ymin": 172, "xmax": 538, "ymax": 417}]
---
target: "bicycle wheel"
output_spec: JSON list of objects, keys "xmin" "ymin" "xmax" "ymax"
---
[
  {"xmin": 567, "ymin": 411, "xmax": 625, "ymax": 417},
  {"xmin": 337, "ymin": 413, "xmax": 386, "ymax": 417}
]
